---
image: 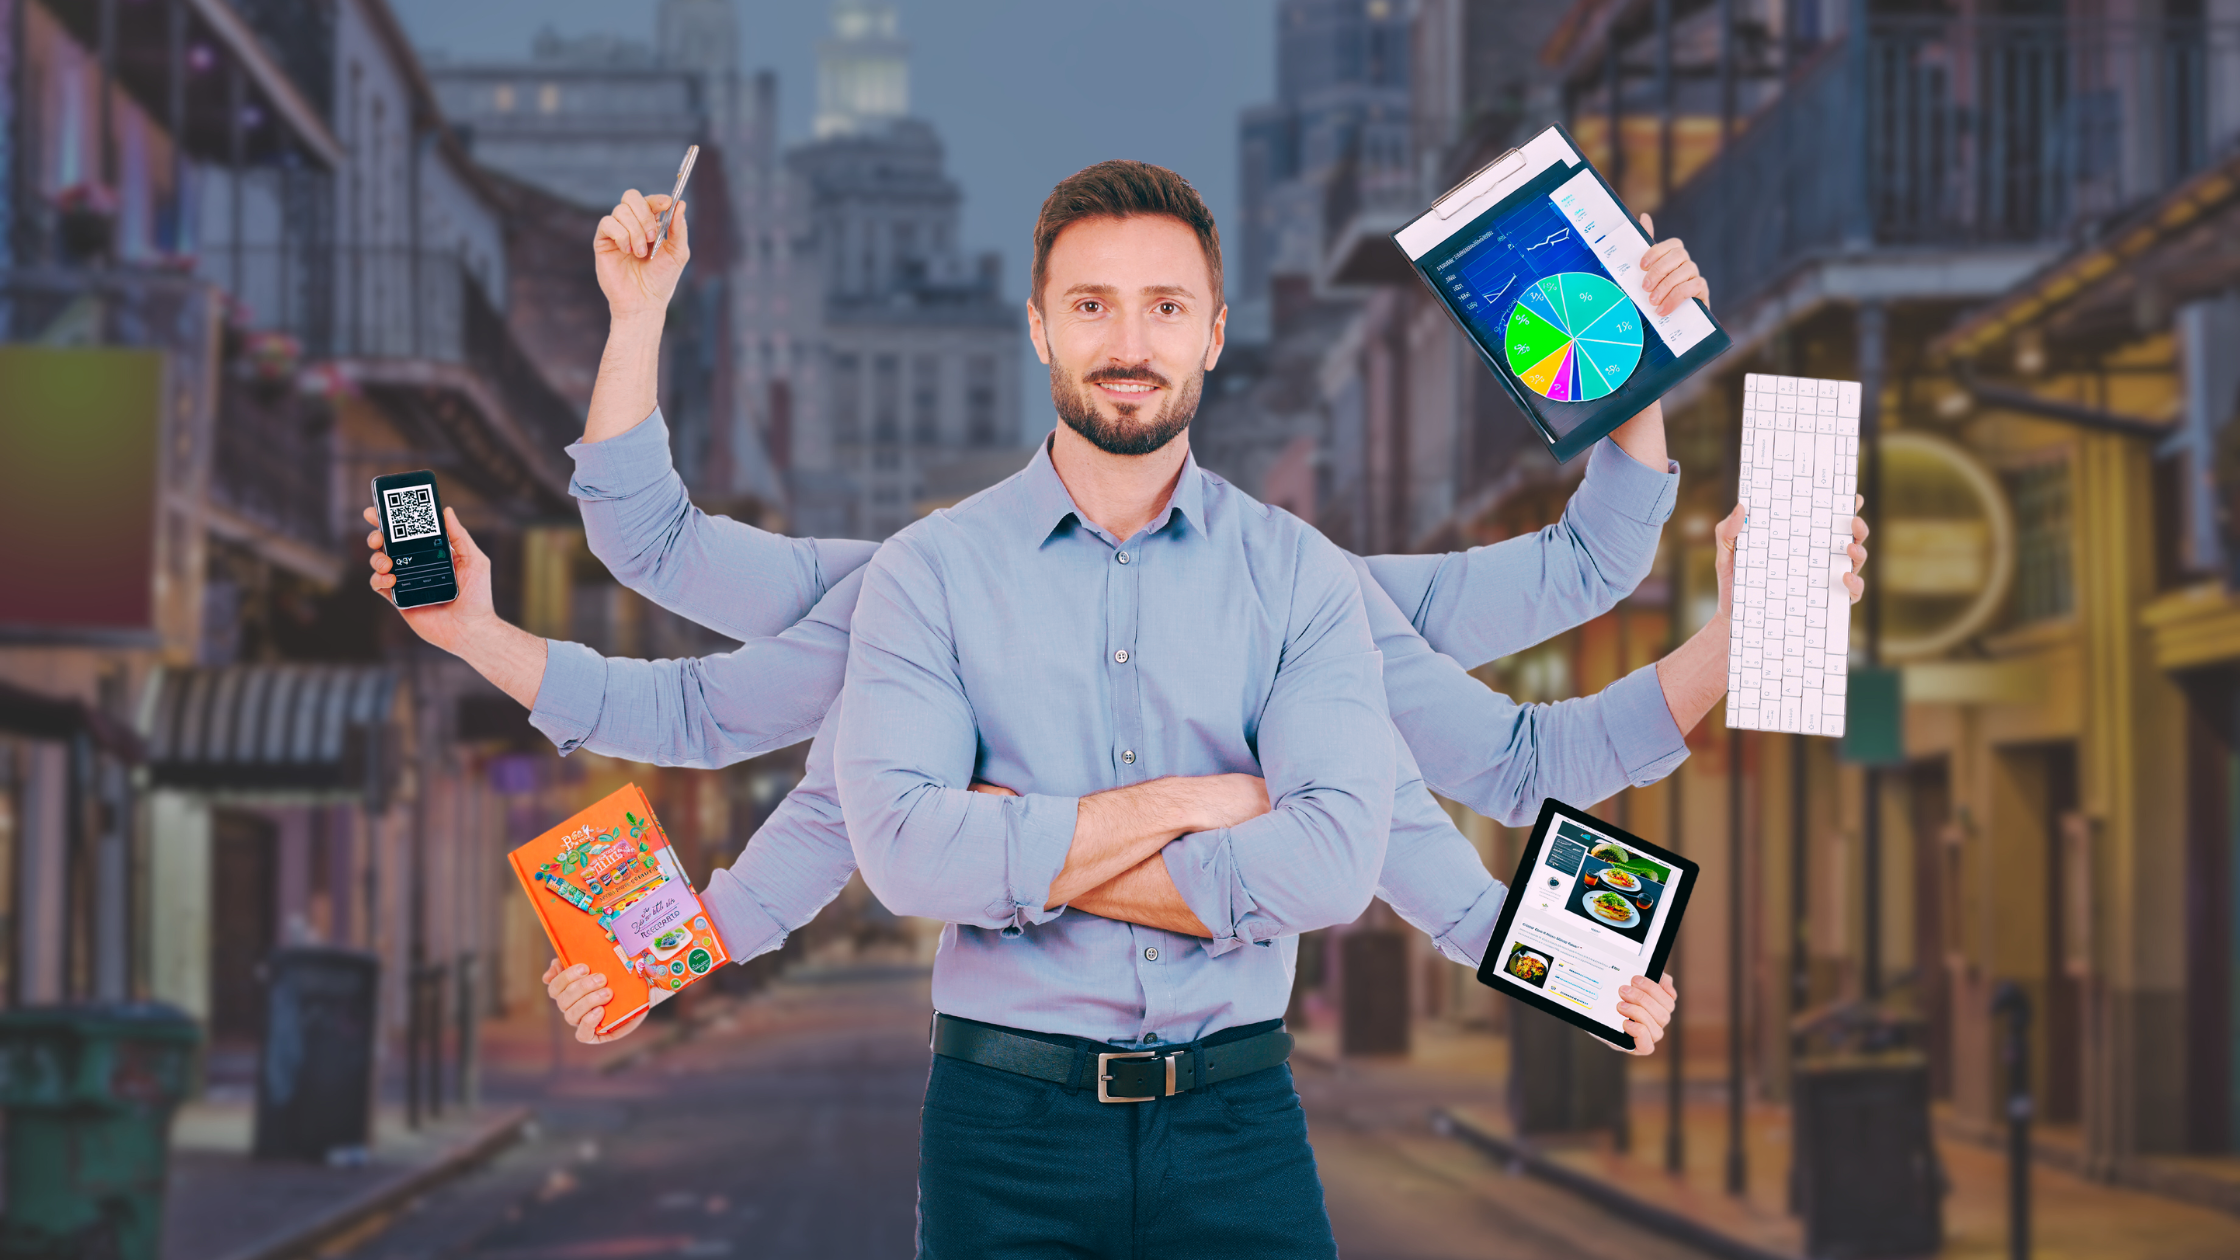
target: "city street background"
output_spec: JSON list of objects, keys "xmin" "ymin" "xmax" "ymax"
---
[{"xmin": 6, "ymin": 0, "xmax": 2240, "ymax": 1257}]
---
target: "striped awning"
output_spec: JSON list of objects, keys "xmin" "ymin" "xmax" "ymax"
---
[{"xmin": 143, "ymin": 665, "xmax": 400, "ymax": 795}]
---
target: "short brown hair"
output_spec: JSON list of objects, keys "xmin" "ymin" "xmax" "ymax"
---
[{"xmin": 1031, "ymin": 161, "xmax": 1223, "ymax": 311}]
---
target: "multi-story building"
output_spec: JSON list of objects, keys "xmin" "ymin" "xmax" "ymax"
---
[
  {"xmin": 426, "ymin": 0, "xmax": 759, "ymax": 504},
  {"xmin": 1233, "ymin": 0, "xmax": 1414, "ymax": 334},
  {"xmin": 1236, "ymin": 0, "xmax": 2240, "ymax": 1206},
  {"xmin": 750, "ymin": 0, "xmax": 1022, "ymax": 541},
  {"xmin": 1222, "ymin": 0, "xmax": 2240, "ymax": 1200},
  {"xmin": 1524, "ymin": 0, "xmax": 2240, "ymax": 1190},
  {"xmin": 1203, "ymin": 0, "xmax": 1568, "ymax": 555},
  {"xmin": 0, "ymin": 0, "xmax": 600, "ymax": 1118}
]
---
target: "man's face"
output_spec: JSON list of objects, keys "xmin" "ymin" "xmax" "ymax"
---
[{"xmin": 1027, "ymin": 215, "xmax": 1226, "ymax": 457}]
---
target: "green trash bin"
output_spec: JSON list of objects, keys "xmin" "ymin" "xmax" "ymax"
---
[{"xmin": 0, "ymin": 1004, "xmax": 201, "ymax": 1260}]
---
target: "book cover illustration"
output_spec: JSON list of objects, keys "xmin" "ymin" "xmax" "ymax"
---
[{"xmin": 507, "ymin": 783, "xmax": 729, "ymax": 1033}]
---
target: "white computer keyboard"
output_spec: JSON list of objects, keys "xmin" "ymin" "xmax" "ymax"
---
[{"xmin": 1726, "ymin": 374, "xmax": 1860, "ymax": 737}]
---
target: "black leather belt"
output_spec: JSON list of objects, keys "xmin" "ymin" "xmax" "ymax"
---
[{"xmin": 931, "ymin": 1013, "xmax": 1294, "ymax": 1104}]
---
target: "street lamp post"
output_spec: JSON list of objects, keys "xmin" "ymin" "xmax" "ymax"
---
[
  {"xmin": 1726, "ymin": 725, "xmax": 1747, "ymax": 1196},
  {"xmin": 1857, "ymin": 301, "xmax": 1887, "ymax": 1001}
]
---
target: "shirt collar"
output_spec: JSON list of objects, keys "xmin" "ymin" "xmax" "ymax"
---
[{"xmin": 1019, "ymin": 434, "xmax": 1209, "ymax": 544}]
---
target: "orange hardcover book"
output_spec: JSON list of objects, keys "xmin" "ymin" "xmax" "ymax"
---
[{"xmin": 507, "ymin": 783, "xmax": 729, "ymax": 1033}]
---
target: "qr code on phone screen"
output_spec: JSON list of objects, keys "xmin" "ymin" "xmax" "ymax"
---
[{"xmin": 383, "ymin": 486, "xmax": 442, "ymax": 542}]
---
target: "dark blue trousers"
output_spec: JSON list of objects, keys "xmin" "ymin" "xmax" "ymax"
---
[{"xmin": 915, "ymin": 1033, "xmax": 1337, "ymax": 1258}]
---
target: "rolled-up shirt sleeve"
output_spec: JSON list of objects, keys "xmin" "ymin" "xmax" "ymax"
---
[
  {"xmin": 1394, "ymin": 648, "xmax": 1687, "ymax": 826},
  {"xmin": 1378, "ymin": 755, "xmax": 1508, "ymax": 970},
  {"xmin": 836, "ymin": 537, "xmax": 1081, "ymax": 930},
  {"xmin": 569, "ymin": 408, "xmax": 878, "ymax": 641},
  {"xmin": 526, "ymin": 571, "xmax": 862, "ymax": 767},
  {"xmin": 1162, "ymin": 532, "xmax": 1395, "ymax": 954},
  {"xmin": 1359, "ymin": 437, "xmax": 1678, "ymax": 669},
  {"xmin": 700, "ymin": 715, "xmax": 859, "ymax": 962}
]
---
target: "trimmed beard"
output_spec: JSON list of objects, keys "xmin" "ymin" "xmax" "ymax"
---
[{"xmin": 1051, "ymin": 360, "xmax": 1203, "ymax": 457}]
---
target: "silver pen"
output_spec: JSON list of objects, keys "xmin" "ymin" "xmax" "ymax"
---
[{"xmin": 654, "ymin": 144, "xmax": 699, "ymax": 243}]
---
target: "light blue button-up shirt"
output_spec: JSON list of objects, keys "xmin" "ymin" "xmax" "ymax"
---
[
  {"xmin": 529, "ymin": 412, "xmax": 1689, "ymax": 1032},
  {"xmin": 834, "ymin": 443, "xmax": 1396, "ymax": 1042}
]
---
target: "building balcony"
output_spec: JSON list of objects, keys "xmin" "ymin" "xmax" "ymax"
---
[
  {"xmin": 198, "ymin": 244, "xmax": 579, "ymax": 518},
  {"xmin": 1647, "ymin": 15, "xmax": 2240, "ymax": 340}
]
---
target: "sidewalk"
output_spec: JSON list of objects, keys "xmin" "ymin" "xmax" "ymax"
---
[
  {"xmin": 161, "ymin": 1101, "xmax": 527, "ymax": 1260},
  {"xmin": 155, "ymin": 990, "xmax": 699, "ymax": 1260},
  {"xmin": 1295, "ymin": 1023, "xmax": 2240, "ymax": 1260}
]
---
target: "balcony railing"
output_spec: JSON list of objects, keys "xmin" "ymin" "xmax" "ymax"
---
[
  {"xmin": 197, "ymin": 244, "xmax": 487, "ymax": 364},
  {"xmin": 1654, "ymin": 16, "xmax": 2240, "ymax": 316},
  {"xmin": 0, "ymin": 264, "xmax": 336, "ymax": 549},
  {"xmin": 197, "ymin": 244, "xmax": 582, "ymax": 467},
  {"xmin": 0, "ymin": 265, "xmax": 213, "ymax": 349}
]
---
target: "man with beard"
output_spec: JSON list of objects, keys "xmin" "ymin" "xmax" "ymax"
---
[
  {"xmin": 828, "ymin": 168, "xmax": 1399, "ymax": 1254},
  {"xmin": 828, "ymin": 161, "xmax": 1706, "ymax": 1256}
]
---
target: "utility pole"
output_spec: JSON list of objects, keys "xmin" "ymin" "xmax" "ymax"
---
[{"xmin": 1857, "ymin": 300, "xmax": 1887, "ymax": 1000}]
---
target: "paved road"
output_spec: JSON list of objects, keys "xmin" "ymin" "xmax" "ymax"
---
[{"xmin": 342, "ymin": 965, "xmax": 1712, "ymax": 1260}]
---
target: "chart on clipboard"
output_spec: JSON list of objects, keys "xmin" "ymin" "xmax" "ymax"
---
[{"xmin": 1395, "ymin": 124, "xmax": 1732, "ymax": 462}]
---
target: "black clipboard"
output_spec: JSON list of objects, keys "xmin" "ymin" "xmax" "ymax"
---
[
  {"xmin": 1476, "ymin": 798, "xmax": 1698, "ymax": 1051},
  {"xmin": 1392, "ymin": 123, "xmax": 1732, "ymax": 463}
]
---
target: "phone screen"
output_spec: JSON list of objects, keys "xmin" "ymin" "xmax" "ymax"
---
[{"xmin": 372, "ymin": 471, "xmax": 459, "ymax": 608}]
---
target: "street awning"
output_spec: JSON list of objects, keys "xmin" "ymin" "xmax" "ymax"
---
[
  {"xmin": 143, "ymin": 665, "xmax": 400, "ymax": 796},
  {"xmin": 0, "ymin": 680, "xmax": 144, "ymax": 761}
]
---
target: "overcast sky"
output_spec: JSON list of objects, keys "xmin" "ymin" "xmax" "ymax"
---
[{"xmin": 391, "ymin": 0, "xmax": 1279, "ymax": 314}]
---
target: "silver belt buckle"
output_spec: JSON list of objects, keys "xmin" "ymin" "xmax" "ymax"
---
[{"xmin": 1097, "ymin": 1049, "xmax": 1176, "ymax": 1103}]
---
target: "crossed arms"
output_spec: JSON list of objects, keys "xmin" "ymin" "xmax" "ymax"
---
[{"xmin": 370, "ymin": 410, "xmax": 1700, "ymax": 949}]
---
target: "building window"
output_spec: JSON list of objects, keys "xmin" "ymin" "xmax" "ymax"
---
[
  {"xmin": 966, "ymin": 355, "xmax": 998, "ymax": 447},
  {"xmin": 832, "ymin": 353, "xmax": 862, "ymax": 444},
  {"xmin": 537, "ymin": 83, "xmax": 561, "ymax": 114},
  {"xmin": 2007, "ymin": 461, "xmax": 2074, "ymax": 623},
  {"xmin": 493, "ymin": 83, "xmax": 516, "ymax": 113},
  {"xmin": 872, "ymin": 355, "xmax": 901, "ymax": 445},
  {"xmin": 912, "ymin": 356, "xmax": 941, "ymax": 445}
]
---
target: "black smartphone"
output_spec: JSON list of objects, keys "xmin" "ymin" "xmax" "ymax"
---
[{"xmin": 371, "ymin": 470, "xmax": 459, "ymax": 608}]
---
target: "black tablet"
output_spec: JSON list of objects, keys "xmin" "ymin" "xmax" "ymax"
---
[
  {"xmin": 1392, "ymin": 123, "xmax": 1732, "ymax": 463},
  {"xmin": 1476, "ymin": 799, "xmax": 1699, "ymax": 1051}
]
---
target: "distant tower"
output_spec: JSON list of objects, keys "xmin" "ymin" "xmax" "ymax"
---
[
  {"xmin": 815, "ymin": 1, "xmax": 908, "ymax": 138},
  {"xmin": 657, "ymin": 0, "xmax": 739, "ymax": 77},
  {"xmin": 658, "ymin": 0, "xmax": 743, "ymax": 146}
]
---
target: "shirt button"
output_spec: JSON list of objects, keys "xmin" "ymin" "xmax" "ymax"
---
[
  {"xmin": 1144, "ymin": 947, "xmax": 1160, "ymax": 962},
  {"xmin": 1121, "ymin": 750, "xmax": 1136, "ymax": 764},
  {"xmin": 1113, "ymin": 649, "xmax": 1129, "ymax": 664},
  {"xmin": 1116, "ymin": 551, "xmax": 1130, "ymax": 564}
]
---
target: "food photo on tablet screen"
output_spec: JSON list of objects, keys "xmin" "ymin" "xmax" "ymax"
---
[
  {"xmin": 1504, "ymin": 943, "xmax": 1555, "ymax": 989},
  {"xmin": 1477, "ymin": 804, "xmax": 1697, "ymax": 1049}
]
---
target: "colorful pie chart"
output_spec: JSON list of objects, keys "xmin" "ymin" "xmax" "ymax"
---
[{"xmin": 1502, "ymin": 272, "xmax": 1644, "ymax": 403}]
